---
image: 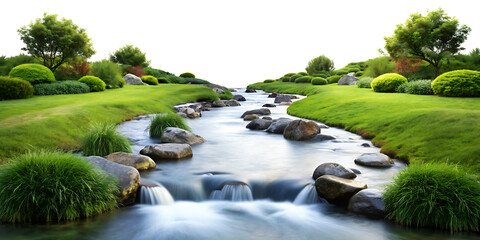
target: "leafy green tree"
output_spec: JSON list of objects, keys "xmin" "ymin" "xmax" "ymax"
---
[
  {"xmin": 18, "ymin": 13, "xmax": 95, "ymax": 72},
  {"xmin": 109, "ymin": 45, "xmax": 150, "ymax": 67},
  {"xmin": 384, "ymin": 9, "xmax": 471, "ymax": 76},
  {"xmin": 305, "ymin": 55, "xmax": 334, "ymax": 75}
]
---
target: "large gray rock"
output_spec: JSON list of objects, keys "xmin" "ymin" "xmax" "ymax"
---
[
  {"xmin": 213, "ymin": 88, "xmax": 225, "ymax": 95},
  {"xmin": 274, "ymin": 95, "xmax": 292, "ymax": 103},
  {"xmin": 283, "ymin": 119, "xmax": 320, "ymax": 141},
  {"xmin": 243, "ymin": 114, "xmax": 259, "ymax": 121},
  {"xmin": 338, "ymin": 72, "xmax": 358, "ymax": 85},
  {"xmin": 224, "ymin": 99, "xmax": 241, "ymax": 106},
  {"xmin": 313, "ymin": 163, "xmax": 356, "ymax": 180},
  {"xmin": 85, "ymin": 156, "xmax": 140, "ymax": 205},
  {"xmin": 106, "ymin": 152, "xmax": 156, "ymax": 171},
  {"xmin": 315, "ymin": 175, "xmax": 367, "ymax": 205},
  {"xmin": 348, "ymin": 189, "xmax": 385, "ymax": 219},
  {"xmin": 266, "ymin": 118, "xmax": 293, "ymax": 134},
  {"xmin": 241, "ymin": 108, "xmax": 271, "ymax": 118},
  {"xmin": 161, "ymin": 127, "xmax": 205, "ymax": 145},
  {"xmin": 124, "ymin": 73, "xmax": 147, "ymax": 85},
  {"xmin": 246, "ymin": 119, "xmax": 272, "ymax": 130},
  {"xmin": 140, "ymin": 143, "xmax": 193, "ymax": 160},
  {"xmin": 233, "ymin": 95, "xmax": 246, "ymax": 101},
  {"xmin": 212, "ymin": 100, "xmax": 226, "ymax": 107},
  {"xmin": 354, "ymin": 153, "xmax": 394, "ymax": 168}
]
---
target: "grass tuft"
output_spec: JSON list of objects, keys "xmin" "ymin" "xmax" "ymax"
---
[
  {"xmin": 82, "ymin": 122, "xmax": 132, "ymax": 156},
  {"xmin": 148, "ymin": 113, "xmax": 190, "ymax": 138}
]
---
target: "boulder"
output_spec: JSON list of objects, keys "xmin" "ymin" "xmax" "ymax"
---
[
  {"xmin": 240, "ymin": 108, "xmax": 271, "ymax": 118},
  {"xmin": 140, "ymin": 143, "xmax": 193, "ymax": 160},
  {"xmin": 338, "ymin": 72, "xmax": 358, "ymax": 85},
  {"xmin": 212, "ymin": 100, "xmax": 226, "ymax": 107},
  {"xmin": 347, "ymin": 189, "xmax": 385, "ymax": 219},
  {"xmin": 315, "ymin": 175, "xmax": 367, "ymax": 205},
  {"xmin": 124, "ymin": 73, "xmax": 147, "ymax": 85},
  {"xmin": 161, "ymin": 127, "xmax": 205, "ymax": 145},
  {"xmin": 243, "ymin": 114, "xmax": 259, "ymax": 121},
  {"xmin": 354, "ymin": 153, "xmax": 394, "ymax": 168},
  {"xmin": 312, "ymin": 134, "xmax": 336, "ymax": 141},
  {"xmin": 84, "ymin": 156, "xmax": 140, "ymax": 205},
  {"xmin": 266, "ymin": 118, "xmax": 293, "ymax": 134},
  {"xmin": 283, "ymin": 119, "xmax": 320, "ymax": 141},
  {"xmin": 274, "ymin": 95, "xmax": 292, "ymax": 103},
  {"xmin": 224, "ymin": 99, "xmax": 241, "ymax": 106},
  {"xmin": 361, "ymin": 143, "xmax": 371, "ymax": 147},
  {"xmin": 268, "ymin": 93, "xmax": 278, "ymax": 98},
  {"xmin": 262, "ymin": 103, "xmax": 276, "ymax": 108},
  {"xmin": 246, "ymin": 119, "xmax": 272, "ymax": 130},
  {"xmin": 233, "ymin": 95, "xmax": 246, "ymax": 101},
  {"xmin": 213, "ymin": 88, "xmax": 225, "ymax": 95},
  {"xmin": 245, "ymin": 89, "xmax": 256, "ymax": 93},
  {"xmin": 106, "ymin": 152, "xmax": 156, "ymax": 171},
  {"xmin": 313, "ymin": 163, "xmax": 356, "ymax": 180},
  {"xmin": 262, "ymin": 116, "xmax": 272, "ymax": 120},
  {"xmin": 228, "ymin": 88, "xmax": 237, "ymax": 92}
]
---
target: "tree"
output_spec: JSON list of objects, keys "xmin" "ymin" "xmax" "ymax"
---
[
  {"xmin": 305, "ymin": 55, "xmax": 334, "ymax": 75},
  {"xmin": 384, "ymin": 9, "xmax": 471, "ymax": 77},
  {"xmin": 109, "ymin": 45, "xmax": 150, "ymax": 67},
  {"xmin": 18, "ymin": 13, "xmax": 95, "ymax": 72}
]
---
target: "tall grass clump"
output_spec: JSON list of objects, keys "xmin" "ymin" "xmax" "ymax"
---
[
  {"xmin": 384, "ymin": 163, "xmax": 480, "ymax": 232},
  {"xmin": 90, "ymin": 60, "xmax": 125, "ymax": 89},
  {"xmin": 0, "ymin": 150, "xmax": 118, "ymax": 223},
  {"xmin": 82, "ymin": 123, "xmax": 132, "ymax": 156},
  {"xmin": 404, "ymin": 80, "xmax": 434, "ymax": 95},
  {"xmin": 356, "ymin": 77, "xmax": 373, "ymax": 88},
  {"xmin": 219, "ymin": 89, "xmax": 233, "ymax": 100},
  {"xmin": 149, "ymin": 113, "xmax": 190, "ymax": 138}
]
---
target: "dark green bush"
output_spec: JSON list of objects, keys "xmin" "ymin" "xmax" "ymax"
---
[
  {"xmin": 91, "ymin": 60, "xmax": 125, "ymax": 89},
  {"xmin": 384, "ymin": 163, "xmax": 480, "ymax": 232},
  {"xmin": 144, "ymin": 67, "xmax": 173, "ymax": 79},
  {"xmin": 431, "ymin": 70, "xmax": 480, "ymax": 97},
  {"xmin": 9, "ymin": 64, "xmax": 55, "ymax": 84},
  {"xmin": 281, "ymin": 76, "xmax": 291, "ymax": 82},
  {"xmin": 311, "ymin": 77, "xmax": 327, "ymax": 85},
  {"xmin": 284, "ymin": 73, "xmax": 295, "ymax": 77},
  {"xmin": 149, "ymin": 113, "xmax": 190, "ymax": 138},
  {"xmin": 0, "ymin": 76, "xmax": 33, "ymax": 100},
  {"xmin": 403, "ymin": 80, "xmax": 434, "ymax": 95},
  {"xmin": 34, "ymin": 80, "xmax": 90, "ymax": 95},
  {"xmin": 312, "ymin": 73, "xmax": 329, "ymax": 78},
  {"xmin": 166, "ymin": 75, "xmax": 183, "ymax": 84},
  {"xmin": 326, "ymin": 75, "xmax": 342, "ymax": 84},
  {"xmin": 295, "ymin": 76, "xmax": 313, "ymax": 83},
  {"xmin": 356, "ymin": 77, "xmax": 373, "ymax": 88},
  {"xmin": 264, "ymin": 79, "xmax": 275, "ymax": 83},
  {"xmin": 219, "ymin": 89, "xmax": 233, "ymax": 100},
  {"xmin": 78, "ymin": 76, "xmax": 106, "ymax": 92},
  {"xmin": 333, "ymin": 69, "xmax": 349, "ymax": 76},
  {"xmin": 297, "ymin": 72, "xmax": 308, "ymax": 76},
  {"xmin": 179, "ymin": 72, "xmax": 195, "ymax": 78},
  {"xmin": 82, "ymin": 122, "xmax": 132, "ymax": 156},
  {"xmin": 0, "ymin": 150, "xmax": 118, "ymax": 223},
  {"xmin": 290, "ymin": 74, "xmax": 303, "ymax": 82},
  {"xmin": 356, "ymin": 71, "xmax": 364, "ymax": 77},
  {"xmin": 157, "ymin": 77, "xmax": 169, "ymax": 83},
  {"xmin": 181, "ymin": 78, "xmax": 211, "ymax": 84},
  {"xmin": 363, "ymin": 56, "xmax": 396, "ymax": 77},
  {"xmin": 371, "ymin": 73, "xmax": 408, "ymax": 92},
  {"xmin": 140, "ymin": 75, "xmax": 159, "ymax": 85}
]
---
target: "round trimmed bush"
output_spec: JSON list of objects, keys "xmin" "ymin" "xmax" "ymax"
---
[
  {"xmin": 141, "ymin": 75, "xmax": 159, "ymax": 85},
  {"xmin": 157, "ymin": 77, "xmax": 169, "ymax": 83},
  {"xmin": 327, "ymin": 75, "xmax": 342, "ymax": 84},
  {"xmin": 431, "ymin": 70, "xmax": 480, "ymax": 97},
  {"xmin": 263, "ymin": 79, "xmax": 275, "ymax": 83},
  {"xmin": 290, "ymin": 74, "xmax": 303, "ymax": 82},
  {"xmin": 356, "ymin": 77, "xmax": 373, "ymax": 88},
  {"xmin": 371, "ymin": 73, "xmax": 408, "ymax": 92},
  {"xmin": 295, "ymin": 76, "xmax": 313, "ymax": 83},
  {"xmin": 384, "ymin": 163, "xmax": 480, "ymax": 232},
  {"xmin": 281, "ymin": 76, "xmax": 291, "ymax": 82},
  {"xmin": 311, "ymin": 77, "xmax": 327, "ymax": 85},
  {"xmin": 9, "ymin": 64, "xmax": 55, "ymax": 84},
  {"xmin": 179, "ymin": 72, "xmax": 195, "ymax": 78},
  {"xmin": 0, "ymin": 150, "xmax": 118, "ymax": 223},
  {"xmin": 148, "ymin": 113, "xmax": 190, "ymax": 138},
  {"xmin": 297, "ymin": 72, "xmax": 308, "ymax": 76},
  {"xmin": 78, "ymin": 76, "xmax": 106, "ymax": 92},
  {"xmin": 0, "ymin": 76, "xmax": 33, "ymax": 100},
  {"xmin": 82, "ymin": 122, "xmax": 132, "ymax": 156}
]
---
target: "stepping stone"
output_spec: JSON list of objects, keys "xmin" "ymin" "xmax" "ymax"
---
[
  {"xmin": 354, "ymin": 153, "xmax": 394, "ymax": 168},
  {"xmin": 313, "ymin": 162, "xmax": 356, "ymax": 180},
  {"xmin": 140, "ymin": 143, "xmax": 193, "ymax": 160},
  {"xmin": 106, "ymin": 152, "xmax": 156, "ymax": 171}
]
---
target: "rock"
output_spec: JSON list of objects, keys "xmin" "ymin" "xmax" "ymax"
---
[
  {"xmin": 233, "ymin": 95, "xmax": 246, "ymax": 101},
  {"xmin": 224, "ymin": 99, "xmax": 241, "ymax": 106},
  {"xmin": 243, "ymin": 114, "xmax": 259, "ymax": 121},
  {"xmin": 361, "ymin": 143, "xmax": 371, "ymax": 147},
  {"xmin": 274, "ymin": 95, "xmax": 292, "ymax": 103},
  {"xmin": 312, "ymin": 134, "xmax": 336, "ymax": 141},
  {"xmin": 246, "ymin": 119, "xmax": 272, "ymax": 130},
  {"xmin": 213, "ymin": 88, "xmax": 225, "ymax": 95},
  {"xmin": 84, "ymin": 156, "xmax": 140, "ymax": 205},
  {"xmin": 240, "ymin": 108, "xmax": 271, "ymax": 118},
  {"xmin": 266, "ymin": 118, "xmax": 292, "ymax": 134},
  {"xmin": 318, "ymin": 123, "xmax": 329, "ymax": 129},
  {"xmin": 313, "ymin": 163, "xmax": 356, "ymax": 180},
  {"xmin": 283, "ymin": 119, "xmax": 320, "ymax": 141},
  {"xmin": 245, "ymin": 89, "xmax": 256, "ymax": 93},
  {"xmin": 350, "ymin": 168, "xmax": 362, "ymax": 174},
  {"xmin": 262, "ymin": 103, "xmax": 276, "ymax": 108},
  {"xmin": 262, "ymin": 116, "xmax": 272, "ymax": 120},
  {"xmin": 106, "ymin": 152, "xmax": 156, "ymax": 171},
  {"xmin": 187, "ymin": 112, "xmax": 201, "ymax": 119},
  {"xmin": 204, "ymin": 103, "xmax": 212, "ymax": 108},
  {"xmin": 354, "ymin": 153, "xmax": 394, "ymax": 168},
  {"xmin": 161, "ymin": 127, "xmax": 205, "ymax": 145},
  {"xmin": 228, "ymin": 88, "xmax": 237, "ymax": 92},
  {"xmin": 178, "ymin": 112, "xmax": 188, "ymax": 118},
  {"xmin": 289, "ymin": 95, "xmax": 299, "ymax": 99},
  {"xmin": 279, "ymin": 102, "xmax": 291, "ymax": 106},
  {"xmin": 315, "ymin": 175, "xmax": 367, "ymax": 205},
  {"xmin": 338, "ymin": 72, "xmax": 358, "ymax": 85},
  {"xmin": 124, "ymin": 73, "xmax": 147, "ymax": 85},
  {"xmin": 140, "ymin": 143, "xmax": 193, "ymax": 160},
  {"xmin": 268, "ymin": 92, "xmax": 278, "ymax": 98},
  {"xmin": 212, "ymin": 100, "xmax": 226, "ymax": 107},
  {"xmin": 347, "ymin": 189, "xmax": 385, "ymax": 218}
]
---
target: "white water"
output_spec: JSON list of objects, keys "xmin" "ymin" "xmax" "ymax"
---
[
  {"xmin": 210, "ymin": 184, "xmax": 254, "ymax": 201},
  {"xmin": 139, "ymin": 185, "xmax": 174, "ymax": 205},
  {"xmin": 293, "ymin": 184, "xmax": 326, "ymax": 205}
]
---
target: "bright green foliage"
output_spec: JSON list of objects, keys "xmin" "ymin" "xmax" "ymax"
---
[
  {"xmin": 263, "ymin": 79, "xmax": 275, "ymax": 83},
  {"xmin": 91, "ymin": 60, "xmax": 125, "ymax": 89},
  {"xmin": 333, "ymin": 69, "xmax": 348, "ymax": 76},
  {"xmin": 179, "ymin": 72, "xmax": 195, "ymax": 78},
  {"xmin": 0, "ymin": 54, "xmax": 36, "ymax": 76},
  {"xmin": 141, "ymin": 75, "xmax": 159, "ymax": 85},
  {"xmin": 311, "ymin": 77, "xmax": 327, "ymax": 85},
  {"xmin": 326, "ymin": 75, "xmax": 342, "ymax": 84},
  {"xmin": 78, "ymin": 76, "xmax": 106, "ymax": 92},
  {"xmin": 363, "ymin": 57, "xmax": 396, "ymax": 77},
  {"xmin": 281, "ymin": 76, "xmax": 291, "ymax": 82},
  {"xmin": 219, "ymin": 89, "xmax": 233, "ymax": 100},
  {"xmin": 290, "ymin": 74, "xmax": 303, "ymax": 82},
  {"xmin": 371, "ymin": 73, "xmax": 408, "ymax": 92},
  {"xmin": 34, "ymin": 80, "xmax": 90, "ymax": 95},
  {"xmin": 356, "ymin": 77, "xmax": 373, "ymax": 88},
  {"xmin": 82, "ymin": 122, "xmax": 132, "ymax": 156},
  {"xmin": 400, "ymin": 80, "xmax": 434, "ymax": 95},
  {"xmin": 0, "ymin": 76, "xmax": 33, "ymax": 100},
  {"xmin": 432, "ymin": 70, "xmax": 480, "ymax": 97},
  {"xmin": 356, "ymin": 71, "xmax": 364, "ymax": 77},
  {"xmin": 384, "ymin": 163, "xmax": 480, "ymax": 232},
  {"xmin": 9, "ymin": 64, "xmax": 55, "ymax": 84},
  {"xmin": 284, "ymin": 73, "xmax": 296, "ymax": 77},
  {"xmin": 157, "ymin": 77, "xmax": 168, "ymax": 83},
  {"xmin": 110, "ymin": 45, "xmax": 150, "ymax": 67},
  {"xmin": 297, "ymin": 72, "xmax": 308, "ymax": 76},
  {"xmin": 295, "ymin": 76, "xmax": 313, "ymax": 83},
  {"xmin": 18, "ymin": 13, "xmax": 95, "ymax": 72},
  {"xmin": 149, "ymin": 113, "xmax": 190, "ymax": 138},
  {"xmin": 0, "ymin": 150, "xmax": 118, "ymax": 223},
  {"xmin": 305, "ymin": 55, "xmax": 335, "ymax": 75},
  {"xmin": 181, "ymin": 78, "xmax": 211, "ymax": 84}
]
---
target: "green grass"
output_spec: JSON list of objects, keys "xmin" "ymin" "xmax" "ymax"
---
[
  {"xmin": 0, "ymin": 84, "xmax": 218, "ymax": 162},
  {"xmin": 218, "ymin": 89, "xmax": 233, "ymax": 100},
  {"xmin": 149, "ymin": 113, "xmax": 191, "ymax": 138},
  {"xmin": 248, "ymin": 82, "xmax": 480, "ymax": 172},
  {"xmin": 82, "ymin": 122, "xmax": 132, "ymax": 156}
]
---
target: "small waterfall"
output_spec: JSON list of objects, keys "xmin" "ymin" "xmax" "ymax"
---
[
  {"xmin": 293, "ymin": 184, "xmax": 326, "ymax": 205},
  {"xmin": 210, "ymin": 184, "xmax": 253, "ymax": 201},
  {"xmin": 139, "ymin": 185, "xmax": 175, "ymax": 205}
]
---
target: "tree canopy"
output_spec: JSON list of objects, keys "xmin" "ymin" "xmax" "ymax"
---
[
  {"xmin": 384, "ymin": 9, "xmax": 471, "ymax": 76},
  {"xmin": 18, "ymin": 13, "xmax": 95, "ymax": 72},
  {"xmin": 109, "ymin": 45, "xmax": 150, "ymax": 67},
  {"xmin": 305, "ymin": 55, "xmax": 334, "ymax": 75}
]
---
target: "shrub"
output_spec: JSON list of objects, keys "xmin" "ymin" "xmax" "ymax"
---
[
  {"xmin": 290, "ymin": 74, "xmax": 303, "ymax": 82},
  {"xmin": 0, "ymin": 54, "xmax": 37, "ymax": 76},
  {"xmin": 333, "ymin": 69, "xmax": 349, "ymax": 76},
  {"xmin": 305, "ymin": 55, "xmax": 335, "ymax": 75},
  {"xmin": 34, "ymin": 80, "xmax": 90, "ymax": 95},
  {"xmin": 327, "ymin": 75, "xmax": 342, "ymax": 84},
  {"xmin": 311, "ymin": 77, "xmax": 327, "ymax": 85},
  {"xmin": 123, "ymin": 65, "xmax": 146, "ymax": 77},
  {"xmin": 384, "ymin": 163, "xmax": 480, "ymax": 232},
  {"xmin": 371, "ymin": 73, "xmax": 408, "ymax": 92},
  {"xmin": 363, "ymin": 56, "xmax": 396, "ymax": 77},
  {"xmin": 141, "ymin": 75, "xmax": 159, "ymax": 85},
  {"xmin": 356, "ymin": 77, "xmax": 373, "ymax": 88},
  {"xmin": 264, "ymin": 79, "xmax": 275, "ymax": 83},
  {"xmin": 181, "ymin": 78, "xmax": 211, "ymax": 84},
  {"xmin": 355, "ymin": 71, "xmax": 364, "ymax": 77},
  {"xmin": 9, "ymin": 64, "xmax": 55, "ymax": 84},
  {"xmin": 148, "ymin": 113, "xmax": 190, "ymax": 138},
  {"xmin": 144, "ymin": 67, "xmax": 174, "ymax": 79},
  {"xmin": 55, "ymin": 60, "xmax": 91, "ymax": 81},
  {"xmin": 281, "ymin": 76, "xmax": 291, "ymax": 82},
  {"xmin": 297, "ymin": 72, "xmax": 308, "ymax": 76},
  {"xmin": 91, "ymin": 60, "xmax": 125, "ymax": 89},
  {"xmin": 312, "ymin": 73, "xmax": 329, "ymax": 78},
  {"xmin": 78, "ymin": 76, "xmax": 106, "ymax": 92},
  {"xmin": 219, "ymin": 89, "xmax": 233, "ymax": 100},
  {"xmin": 82, "ymin": 122, "xmax": 132, "ymax": 156},
  {"xmin": 0, "ymin": 76, "xmax": 33, "ymax": 100},
  {"xmin": 157, "ymin": 77, "xmax": 169, "ymax": 83},
  {"xmin": 0, "ymin": 150, "xmax": 118, "ymax": 223},
  {"xmin": 403, "ymin": 80, "xmax": 434, "ymax": 95},
  {"xmin": 431, "ymin": 70, "xmax": 480, "ymax": 97},
  {"xmin": 179, "ymin": 72, "xmax": 195, "ymax": 78},
  {"xmin": 295, "ymin": 76, "xmax": 313, "ymax": 83},
  {"xmin": 284, "ymin": 73, "xmax": 295, "ymax": 77},
  {"xmin": 166, "ymin": 75, "xmax": 183, "ymax": 84},
  {"xmin": 396, "ymin": 82, "xmax": 408, "ymax": 93}
]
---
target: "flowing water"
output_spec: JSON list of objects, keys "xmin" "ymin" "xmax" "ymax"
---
[{"xmin": 0, "ymin": 89, "xmax": 477, "ymax": 240}]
